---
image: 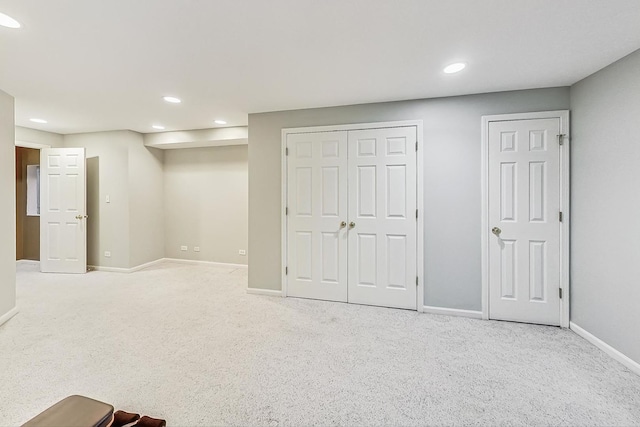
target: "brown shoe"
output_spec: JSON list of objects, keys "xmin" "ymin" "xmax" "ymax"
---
[
  {"xmin": 134, "ymin": 415, "xmax": 166, "ymax": 427},
  {"xmin": 112, "ymin": 410, "xmax": 140, "ymax": 427}
]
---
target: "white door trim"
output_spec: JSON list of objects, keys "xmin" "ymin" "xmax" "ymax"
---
[
  {"xmin": 15, "ymin": 141, "xmax": 50, "ymax": 150},
  {"xmin": 281, "ymin": 120, "xmax": 424, "ymax": 311},
  {"xmin": 481, "ymin": 110, "xmax": 570, "ymax": 327}
]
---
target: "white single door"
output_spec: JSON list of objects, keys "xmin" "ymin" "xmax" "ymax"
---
[
  {"xmin": 40, "ymin": 148, "xmax": 87, "ymax": 274},
  {"xmin": 488, "ymin": 119, "xmax": 561, "ymax": 325},
  {"xmin": 287, "ymin": 132, "xmax": 348, "ymax": 302},
  {"xmin": 347, "ymin": 127, "xmax": 417, "ymax": 309}
]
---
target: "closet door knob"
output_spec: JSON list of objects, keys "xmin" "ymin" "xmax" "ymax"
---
[
  {"xmin": 340, "ymin": 221, "xmax": 347, "ymax": 228},
  {"xmin": 349, "ymin": 222, "xmax": 356, "ymax": 228}
]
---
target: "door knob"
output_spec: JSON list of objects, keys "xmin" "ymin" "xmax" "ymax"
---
[
  {"xmin": 349, "ymin": 222, "xmax": 356, "ymax": 228},
  {"xmin": 75, "ymin": 215, "xmax": 83, "ymax": 220},
  {"xmin": 340, "ymin": 221, "xmax": 347, "ymax": 228},
  {"xmin": 491, "ymin": 227, "xmax": 501, "ymax": 236}
]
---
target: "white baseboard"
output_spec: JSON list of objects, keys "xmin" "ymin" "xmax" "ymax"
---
[
  {"xmin": 0, "ymin": 307, "xmax": 19, "ymax": 328},
  {"xmin": 90, "ymin": 258, "xmax": 247, "ymax": 273},
  {"xmin": 129, "ymin": 258, "xmax": 166, "ymax": 272},
  {"xmin": 247, "ymin": 287, "xmax": 283, "ymax": 297},
  {"xmin": 570, "ymin": 322, "xmax": 640, "ymax": 376},
  {"xmin": 89, "ymin": 258, "xmax": 165, "ymax": 273},
  {"xmin": 423, "ymin": 305, "xmax": 483, "ymax": 319},
  {"xmin": 16, "ymin": 259, "xmax": 40, "ymax": 265},
  {"xmin": 163, "ymin": 258, "xmax": 248, "ymax": 269},
  {"xmin": 89, "ymin": 265, "xmax": 131, "ymax": 273}
]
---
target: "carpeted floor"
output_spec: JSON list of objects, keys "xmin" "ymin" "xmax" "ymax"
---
[{"xmin": 1, "ymin": 261, "xmax": 639, "ymax": 426}]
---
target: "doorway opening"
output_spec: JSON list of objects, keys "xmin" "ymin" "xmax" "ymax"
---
[{"xmin": 15, "ymin": 146, "xmax": 40, "ymax": 262}]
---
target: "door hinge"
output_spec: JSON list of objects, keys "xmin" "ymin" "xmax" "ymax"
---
[
  {"xmin": 559, "ymin": 288, "xmax": 563, "ymax": 299},
  {"xmin": 285, "ymin": 147, "xmax": 289, "ymax": 156},
  {"xmin": 557, "ymin": 134, "xmax": 566, "ymax": 146},
  {"xmin": 285, "ymin": 207, "xmax": 288, "ymax": 216},
  {"xmin": 559, "ymin": 211, "xmax": 563, "ymax": 222},
  {"xmin": 415, "ymin": 141, "xmax": 418, "ymax": 152},
  {"xmin": 285, "ymin": 266, "xmax": 288, "ymax": 275},
  {"xmin": 416, "ymin": 276, "xmax": 419, "ymax": 287},
  {"xmin": 416, "ymin": 209, "xmax": 418, "ymax": 219}
]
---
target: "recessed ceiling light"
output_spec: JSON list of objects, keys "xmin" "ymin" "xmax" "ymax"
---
[
  {"xmin": 214, "ymin": 119, "xmax": 227, "ymax": 125},
  {"xmin": 152, "ymin": 125, "xmax": 165, "ymax": 130},
  {"xmin": 29, "ymin": 118, "xmax": 47, "ymax": 124},
  {"xmin": 443, "ymin": 62, "xmax": 466, "ymax": 74},
  {"xmin": 0, "ymin": 12, "xmax": 21, "ymax": 29},
  {"xmin": 163, "ymin": 96, "xmax": 181, "ymax": 104}
]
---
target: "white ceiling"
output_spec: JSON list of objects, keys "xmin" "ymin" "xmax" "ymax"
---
[{"xmin": 0, "ymin": 0, "xmax": 639, "ymax": 135}]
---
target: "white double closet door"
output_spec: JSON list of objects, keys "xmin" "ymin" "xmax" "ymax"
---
[{"xmin": 286, "ymin": 126, "xmax": 417, "ymax": 310}]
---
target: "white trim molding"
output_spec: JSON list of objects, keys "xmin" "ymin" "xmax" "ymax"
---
[
  {"xmin": 89, "ymin": 258, "xmax": 165, "ymax": 273},
  {"xmin": 246, "ymin": 288, "xmax": 284, "ymax": 297},
  {"xmin": 16, "ymin": 259, "xmax": 40, "ymax": 266},
  {"xmin": 423, "ymin": 306, "xmax": 482, "ymax": 319},
  {"xmin": 571, "ymin": 322, "xmax": 640, "ymax": 376},
  {"xmin": 162, "ymin": 258, "xmax": 248, "ymax": 269},
  {"xmin": 281, "ymin": 120, "xmax": 425, "ymax": 311},
  {"xmin": 481, "ymin": 110, "xmax": 570, "ymax": 327},
  {"xmin": 89, "ymin": 258, "xmax": 247, "ymax": 274},
  {"xmin": 15, "ymin": 140, "xmax": 51, "ymax": 149},
  {"xmin": 0, "ymin": 307, "xmax": 19, "ymax": 328}
]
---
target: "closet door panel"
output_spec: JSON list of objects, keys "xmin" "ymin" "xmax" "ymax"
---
[
  {"xmin": 286, "ymin": 131, "xmax": 348, "ymax": 302},
  {"xmin": 347, "ymin": 127, "xmax": 417, "ymax": 309}
]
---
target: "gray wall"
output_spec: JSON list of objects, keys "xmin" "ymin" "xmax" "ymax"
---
[
  {"xmin": 64, "ymin": 131, "xmax": 132, "ymax": 268},
  {"xmin": 164, "ymin": 145, "xmax": 248, "ymax": 265},
  {"xmin": 570, "ymin": 49, "xmax": 640, "ymax": 364},
  {"xmin": 0, "ymin": 90, "xmax": 16, "ymax": 322},
  {"xmin": 15, "ymin": 126, "xmax": 63, "ymax": 147},
  {"xmin": 64, "ymin": 130, "xmax": 165, "ymax": 269},
  {"xmin": 248, "ymin": 87, "xmax": 570, "ymax": 309},
  {"xmin": 128, "ymin": 136, "xmax": 165, "ymax": 267}
]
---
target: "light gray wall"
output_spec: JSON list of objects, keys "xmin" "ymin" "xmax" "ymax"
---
[
  {"xmin": 0, "ymin": 90, "xmax": 16, "ymax": 321},
  {"xmin": 0, "ymin": 90, "xmax": 16, "ymax": 318},
  {"xmin": 64, "ymin": 131, "xmax": 131, "ymax": 268},
  {"xmin": 248, "ymin": 87, "xmax": 570, "ymax": 309},
  {"xmin": 570, "ymin": 49, "xmax": 640, "ymax": 364},
  {"xmin": 128, "ymin": 134, "xmax": 165, "ymax": 267},
  {"xmin": 164, "ymin": 145, "xmax": 248, "ymax": 265},
  {"xmin": 15, "ymin": 126, "xmax": 63, "ymax": 148},
  {"xmin": 64, "ymin": 130, "xmax": 166, "ymax": 269}
]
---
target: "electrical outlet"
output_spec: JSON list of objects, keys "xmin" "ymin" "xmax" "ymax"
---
[
  {"xmin": 239, "ymin": 249, "xmax": 246, "ymax": 256},
  {"xmin": 180, "ymin": 246, "xmax": 188, "ymax": 251},
  {"xmin": 194, "ymin": 247, "xmax": 200, "ymax": 252},
  {"xmin": 104, "ymin": 251, "xmax": 111, "ymax": 258}
]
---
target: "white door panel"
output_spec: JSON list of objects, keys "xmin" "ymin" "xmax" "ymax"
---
[
  {"xmin": 287, "ymin": 132, "xmax": 348, "ymax": 302},
  {"xmin": 488, "ymin": 119, "xmax": 560, "ymax": 325},
  {"xmin": 40, "ymin": 148, "xmax": 87, "ymax": 274},
  {"xmin": 347, "ymin": 127, "xmax": 417, "ymax": 310}
]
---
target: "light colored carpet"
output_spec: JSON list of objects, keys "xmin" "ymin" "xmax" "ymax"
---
[{"xmin": 1, "ymin": 261, "xmax": 639, "ymax": 426}]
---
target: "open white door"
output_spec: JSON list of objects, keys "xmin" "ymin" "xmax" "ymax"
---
[{"xmin": 40, "ymin": 148, "xmax": 87, "ymax": 274}]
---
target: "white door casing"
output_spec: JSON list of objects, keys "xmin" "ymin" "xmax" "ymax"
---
[
  {"xmin": 482, "ymin": 112, "xmax": 570, "ymax": 326},
  {"xmin": 347, "ymin": 128, "xmax": 417, "ymax": 309},
  {"xmin": 286, "ymin": 131, "xmax": 349, "ymax": 302},
  {"xmin": 283, "ymin": 123, "xmax": 420, "ymax": 310},
  {"xmin": 40, "ymin": 148, "xmax": 87, "ymax": 274}
]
